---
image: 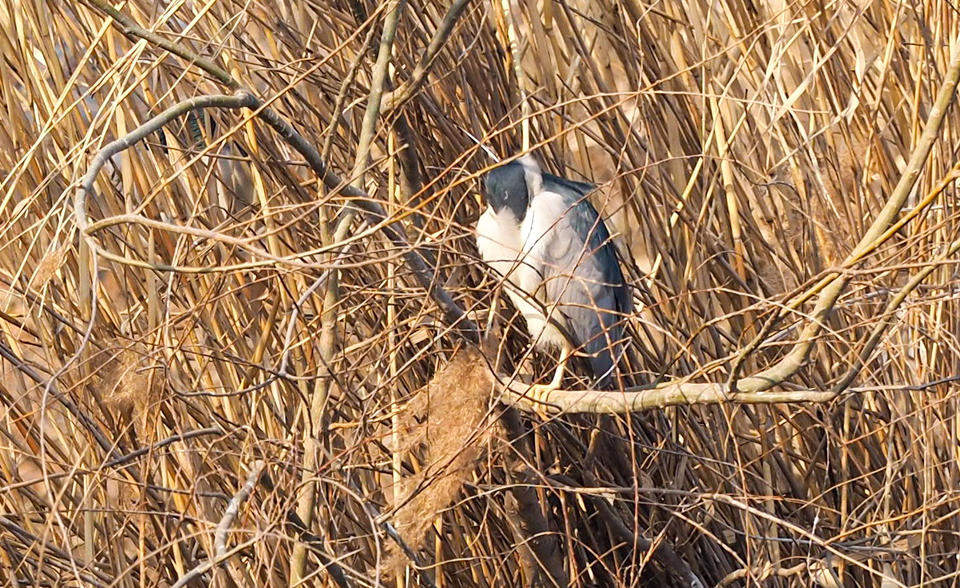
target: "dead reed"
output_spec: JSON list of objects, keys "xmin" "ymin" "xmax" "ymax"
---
[{"xmin": 1, "ymin": 0, "xmax": 959, "ymax": 586}]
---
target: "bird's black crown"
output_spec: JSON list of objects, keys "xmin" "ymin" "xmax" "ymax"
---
[{"xmin": 482, "ymin": 161, "xmax": 528, "ymax": 220}]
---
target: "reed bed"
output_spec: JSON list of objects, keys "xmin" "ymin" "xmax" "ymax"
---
[{"xmin": 1, "ymin": 0, "xmax": 959, "ymax": 586}]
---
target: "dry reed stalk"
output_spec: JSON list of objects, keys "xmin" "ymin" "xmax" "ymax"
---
[{"xmin": 1, "ymin": 1, "xmax": 960, "ymax": 586}]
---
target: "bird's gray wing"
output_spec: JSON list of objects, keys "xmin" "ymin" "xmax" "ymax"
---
[{"xmin": 537, "ymin": 176, "xmax": 631, "ymax": 387}]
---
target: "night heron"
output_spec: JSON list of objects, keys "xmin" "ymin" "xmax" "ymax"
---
[{"xmin": 476, "ymin": 154, "xmax": 631, "ymax": 391}]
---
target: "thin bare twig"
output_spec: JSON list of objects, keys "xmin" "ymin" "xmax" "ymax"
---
[
  {"xmin": 214, "ymin": 460, "xmax": 266, "ymax": 556},
  {"xmin": 380, "ymin": 0, "xmax": 473, "ymax": 113},
  {"xmin": 171, "ymin": 461, "xmax": 266, "ymax": 588},
  {"xmin": 81, "ymin": 0, "xmax": 478, "ymax": 338}
]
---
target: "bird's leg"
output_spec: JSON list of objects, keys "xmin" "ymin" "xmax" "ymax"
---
[
  {"xmin": 548, "ymin": 344, "xmax": 570, "ymax": 388},
  {"xmin": 529, "ymin": 344, "xmax": 571, "ymax": 400},
  {"xmin": 484, "ymin": 293, "xmax": 499, "ymax": 338}
]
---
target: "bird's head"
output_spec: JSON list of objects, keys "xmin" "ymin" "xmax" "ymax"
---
[
  {"xmin": 481, "ymin": 155, "xmax": 542, "ymax": 221},
  {"xmin": 481, "ymin": 160, "xmax": 528, "ymax": 220}
]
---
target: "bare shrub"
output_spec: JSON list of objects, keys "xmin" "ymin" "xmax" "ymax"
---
[{"xmin": 0, "ymin": 0, "xmax": 958, "ymax": 586}]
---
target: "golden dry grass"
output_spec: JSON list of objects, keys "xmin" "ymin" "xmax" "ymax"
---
[{"xmin": 1, "ymin": 0, "xmax": 959, "ymax": 586}]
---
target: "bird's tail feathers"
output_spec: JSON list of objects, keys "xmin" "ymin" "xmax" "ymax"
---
[{"xmin": 582, "ymin": 339, "xmax": 629, "ymax": 390}]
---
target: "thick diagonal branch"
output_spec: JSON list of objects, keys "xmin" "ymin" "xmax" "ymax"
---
[{"xmin": 734, "ymin": 33, "xmax": 960, "ymax": 394}]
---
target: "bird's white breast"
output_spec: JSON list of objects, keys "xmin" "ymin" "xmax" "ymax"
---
[
  {"xmin": 476, "ymin": 209, "xmax": 539, "ymax": 300},
  {"xmin": 476, "ymin": 201, "xmax": 569, "ymax": 350},
  {"xmin": 520, "ymin": 189, "xmax": 573, "ymax": 262},
  {"xmin": 517, "ymin": 190, "xmax": 572, "ymax": 348},
  {"xmin": 476, "ymin": 207, "xmax": 523, "ymax": 280}
]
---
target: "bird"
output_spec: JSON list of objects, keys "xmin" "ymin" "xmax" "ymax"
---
[{"xmin": 475, "ymin": 154, "xmax": 631, "ymax": 391}]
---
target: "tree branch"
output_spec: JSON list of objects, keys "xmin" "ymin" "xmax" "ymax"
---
[
  {"xmin": 380, "ymin": 0, "xmax": 473, "ymax": 113},
  {"xmin": 293, "ymin": 1, "xmax": 406, "ymax": 582},
  {"xmin": 733, "ymin": 32, "xmax": 960, "ymax": 394},
  {"xmin": 171, "ymin": 461, "xmax": 266, "ymax": 588},
  {"xmin": 214, "ymin": 461, "xmax": 266, "ymax": 556},
  {"xmin": 496, "ymin": 374, "xmax": 837, "ymax": 415},
  {"xmin": 80, "ymin": 0, "xmax": 478, "ymax": 339}
]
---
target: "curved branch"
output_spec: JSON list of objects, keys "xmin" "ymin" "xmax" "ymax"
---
[
  {"xmin": 497, "ymin": 203, "xmax": 960, "ymax": 416},
  {"xmin": 736, "ymin": 34, "xmax": 960, "ymax": 393}
]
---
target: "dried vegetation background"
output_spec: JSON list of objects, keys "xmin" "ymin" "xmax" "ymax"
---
[{"xmin": 1, "ymin": 0, "xmax": 960, "ymax": 586}]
